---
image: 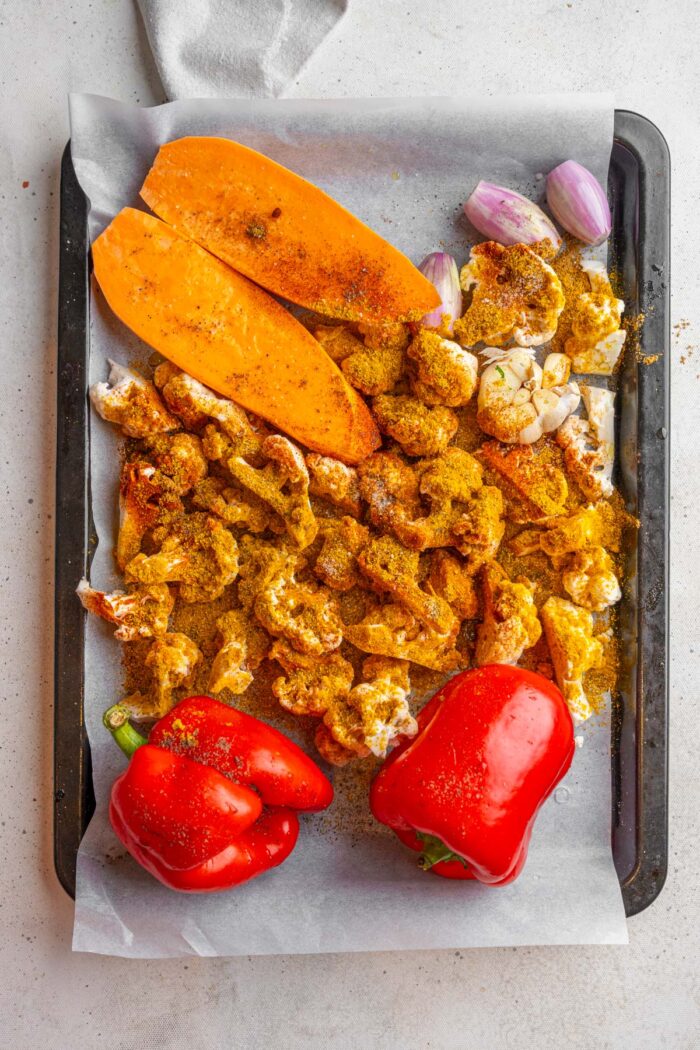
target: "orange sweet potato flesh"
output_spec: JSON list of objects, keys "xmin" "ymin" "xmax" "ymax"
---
[
  {"xmin": 91, "ymin": 208, "xmax": 380, "ymax": 464},
  {"xmin": 140, "ymin": 136, "xmax": 441, "ymax": 325}
]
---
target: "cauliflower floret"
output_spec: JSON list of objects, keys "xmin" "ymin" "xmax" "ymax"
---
[
  {"xmin": 208, "ymin": 610, "xmax": 270, "ymax": 695},
  {"xmin": 480, "ymin": 441, "xmax": 569, "ymax": 522},
  {"xmin": 358, "ymin": 451, "xmax": 422, "ymax": 536},
  {"xmin": 227, "ymin": 434, "xmax": 318, "ymax": 550},
  {"xmin": 311, "ymin": 325, "xmax": 363, "ymax": 362},
  {"xmin": 511, "ymin": 522, "xmax": 621, "ymax": 610},
  {"xmin": 356, "ymin": 323, "xmax": 410, "ymax": 351},
  {"xmin": 116, "ymin": 435, "xmax": 209, "ymax": 570},
  {"xmin": 509, "ymin": 527, "xmax": 545, "ymax": 557},
  {"xmin": 313, "ymin": 323, "xmax": 406, "ymax": 394},
  {"xmin": 306, "ymin": 453, "xmax": 362, "ymax": 516},
  {"xmin": 398, "ymin": 448, "xmax": 486, "ymax": 551},
  {"xmin": 343, "ymin": 345, "xmax": 405, "ymax": 396},
  {"xmin": 192, "ymin": 476, "xmax": 274, "ymax": 533},
  {"xmin": 518, "ymin": 501, "xmax": 621, "ymax": 562},
  {"xmin": 359, "ymin": 447, "xmax": 489, "ymax": 554},
  {"xmin": 557, "ymin": 385, "xmax": 615, "ymax": 499},
  {"xmin": 324, "ymin": 656, "xmax": 417, "ymax": 761},
  {"xmin": 76, "ymin": 579, "xmax": 174, "ymax": 641},
  {"xmin": 152, "ymin": 360, "xmax": 182, "ymax": 392},
  {"xmin": 358, "ymin": 534, "xmax": 456, "ymax": 634},
  {"xmin": 344, "ymin": 600, "xmax": 462, "ymax": 673},
  {"xmin": 455, "ymin": 241, "xmax": 565, "ymax": 348},
  {"xmin": 560, "ymin": 546, "xmax": 622, "ymax": 611},
  {"xmin": 565, "ymin": 261, "xmax": 626, "ymax": 375},
  {"xmin": 138, "ymin": 632, "xmax": 201, "ymax": 717},
  {"xmin": 540, "ymin": 502, "xmax": 620, "ymax": 557},
  {"xmin": 477, "ymin": 349, "xmax": 580, "ymax": 444},
  {"xmin": 116, "ymin": 460, "xmax": 182, "ymax": 570},
  {"xmin": 124, "ymin": 513, "xmax": 238, "ymax": 603},
  {"xmin": 451, "ymin": 486, "xmax": 506, "ymax": 572},
  {"xmin": 158, "ymin": 369, "xmax": 266, "ymax": 460},
  {"xmin": 254, "ymin": 556, "xmax": 343, "ymax": 656},
  {"xmin": 144, "ymin": 432, "xmax": 208, "ymax": 494},
  {"xmin": 270, "ymin": 638, "xmax": 354, "ymax": 716},
  {"xmin": 583, "ymin": 385, "xmax": 615, "ymax": 442},
  {"xmin": 474, "ymin": 563, "xmax": 541, "ymax": 666},
  {"xmin": 540, "ymin": 596, "xmax": 608, "ymax": 723},
  {"xmin": 288, "ymin": 654, "xmax": 415, "ymax": 764},
  {"xmin": 200, "ymin": 423, "xmax": 237, "ymax": 464},
  {"xmin": 236, "ymin": 535, "xmax": 301, "ymax": 610},
  {"xmin": 372, "ymin": 394, "xmax": 458, "ymax": 457},
  {"xmin": 118, "ymin": 461, "xmax": 161, "ymax": 569},
  {"xmin": 397, "ymin": 475, "xmax": 480, "ymax": 553},
  {"xmin": 89, "ymin": 360, "xmax": 179, "ymax": 438},
  {"xmin": 314, "ymin": 724, "xmax": 357, "ymax": 766},
  {"xmin": 270, "ymin": 637, "xmax": 416, "ymax": 768},
  {"xmin": 407, "ymin": 329, "xmax": 479, "ymax": 407},
  {"xmin": 314, "ymin": 517, "xmax": 370, "ymax": 592},
  {"xmin": 425, "ymin": 550, "xmax": 479, "ymax": 621},
  {"xmin": 417, "ymin": 446, "xmax": 484, "ymax": 504},
  {"xmin": 358, "ymin": 448, "xmax": 485, "ymax": 552}
]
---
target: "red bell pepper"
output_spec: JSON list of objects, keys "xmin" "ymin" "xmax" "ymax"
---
[
  {"xmin": 104, "ymin": 695, "xmax": 333, "ymax": 892},
  {"xmin": 370, "ymin": 665, "xmax": 575, "ymax": 885}
]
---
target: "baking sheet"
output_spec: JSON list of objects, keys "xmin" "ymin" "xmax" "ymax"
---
[{"xmin": 68, "ymin": 92, "xmax": 628, "ymax": 956}]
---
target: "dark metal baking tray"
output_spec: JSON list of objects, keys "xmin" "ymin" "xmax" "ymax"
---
[{"xmin": 54, "ymin": 110, "xmax": 670, "ymax": 912}]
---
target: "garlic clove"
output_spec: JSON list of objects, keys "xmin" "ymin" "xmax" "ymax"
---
[
  {"xmin": 507, "ymin": 350, "xmax": 544, "ymax": 386},
  {"xmin": 542, "ymin": 352, "xmax": 572, "ymax": 388},
  {"xmin": 532, "ymin": 384, "xmax": 581, "ymax": 433},
  {"xmin": 518, "ymin": 417, "xmax": 545, "ymax": 445},
  {"xmin": 512, "ymin": 387, "xmax": 533, "ymax": 407}
]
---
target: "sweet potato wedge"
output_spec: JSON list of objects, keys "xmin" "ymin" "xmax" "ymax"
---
[
  {"xmin": 140, "ymin": 136, "xmax": 441, "ymax": 325},
  {"xmin": 91, "ymin": 208, "xmax": 380, "ymax": 464}
]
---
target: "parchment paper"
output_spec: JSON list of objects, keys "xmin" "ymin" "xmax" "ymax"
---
[{"xmin": 68, "ymin": 93, "xmax": 628, "ymax": 956}]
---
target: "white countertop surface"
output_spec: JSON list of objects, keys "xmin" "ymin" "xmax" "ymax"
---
[{"xmin": 0, "ymin": 1, "xmax": 697, "ymax": 1046}]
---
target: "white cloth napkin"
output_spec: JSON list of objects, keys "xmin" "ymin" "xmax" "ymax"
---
[{"xmin": 137, "ymin": 0, "xmax": 348, "ymax": 99}]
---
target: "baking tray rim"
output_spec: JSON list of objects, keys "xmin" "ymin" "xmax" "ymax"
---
[{"xmin": 53, "ymin": 107, "xmax": 670, "ymax": 919}]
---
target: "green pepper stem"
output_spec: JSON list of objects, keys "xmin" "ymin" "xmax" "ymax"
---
[
  {"xmin": 416, "ymin": 832, "xmax": 469, "ymax": 872},
  {"xmin": 103, "ymin": 704, "xmax": 147, "ymax": 759}
]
